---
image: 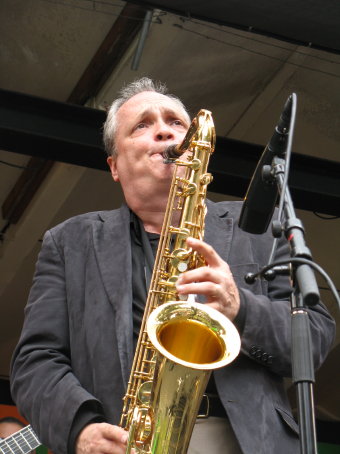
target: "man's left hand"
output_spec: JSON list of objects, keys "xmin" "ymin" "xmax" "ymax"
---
[{"xmin": 176, "ymin": 237, "xmax": 240, "ymax": 321}]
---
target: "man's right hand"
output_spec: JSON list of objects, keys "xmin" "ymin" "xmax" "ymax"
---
[{"xmin": 76, "ymin": 422, "xmax": 128, "ymax": 454}]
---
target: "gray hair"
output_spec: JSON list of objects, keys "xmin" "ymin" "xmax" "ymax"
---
[{"xmin": 103, "ymin": 77, "xmax": 190, "ymax": 157}]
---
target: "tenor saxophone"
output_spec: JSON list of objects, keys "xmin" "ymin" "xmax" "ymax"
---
[{"xmin": 120, "ymin": 110, "xmax": 241, "ymax": 454}]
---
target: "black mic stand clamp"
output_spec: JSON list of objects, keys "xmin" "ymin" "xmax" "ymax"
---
[{"xmin": 270, "ymin": 155, "xmax": 320, "ymax": 454}]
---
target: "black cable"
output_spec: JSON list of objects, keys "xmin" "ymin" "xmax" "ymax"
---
[
  {"xmin": 313, "ymin": 212, "xmax": 339, "ymax": 220},
  {"xmin": 173, "ymin": 24, "xmax": 340, "ymax": 80},
  {"xmin": 246, "ymin": 257, "xmax": 340, "ymax": 311},
  {"xmin": 185, "ymin": 18, "xmax": 340, "ymax": 66}
]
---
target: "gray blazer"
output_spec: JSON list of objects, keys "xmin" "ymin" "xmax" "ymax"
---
[{"xmin": 11, "ymin": 201, "xmax": 335, "ymax": 454}]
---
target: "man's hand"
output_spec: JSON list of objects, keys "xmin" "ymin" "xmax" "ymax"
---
[
  {"xmin": 176, "ymin": 237, "xmax": 240, "ymax": 321},
  {"xmin": 76, "ymin": 422, "xmax": 128, "ymax": 454}
]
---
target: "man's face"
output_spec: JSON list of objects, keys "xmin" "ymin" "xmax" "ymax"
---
[{"xmin": 107, "ymin": 91, "xmax": 190, "ymax": 198}]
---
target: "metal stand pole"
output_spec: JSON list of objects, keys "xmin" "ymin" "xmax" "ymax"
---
[{"xmin": 272, "ymin": 156, "xmax": 319, "ymax": 454}]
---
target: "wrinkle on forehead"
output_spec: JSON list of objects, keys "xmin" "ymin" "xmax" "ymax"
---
[
  {"xmin": 118, "ymin": 91, "xmax": 189, "ymax": 125},
  {"xmin": 135, "ymin": 105, "xmax": 183, "ymax": 121}
]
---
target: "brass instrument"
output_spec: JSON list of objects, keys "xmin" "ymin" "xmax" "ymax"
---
[{"xmin": 121, "ymin": 109, "xmax": 241, "ymax": 454}]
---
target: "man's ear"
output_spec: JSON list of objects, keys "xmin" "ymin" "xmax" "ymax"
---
[{"xmin": 107, "ymin": 155, "xmax": 119, "ymax": 182}]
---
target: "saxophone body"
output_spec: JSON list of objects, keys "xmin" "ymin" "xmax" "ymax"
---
[{"xmin": 120, "ymin": 110, "xmax": 241, "ymax": 454}]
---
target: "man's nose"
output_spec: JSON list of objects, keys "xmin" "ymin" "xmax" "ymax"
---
[{"xmin": 155, "ymin": 122, "xmax": 174, "ymax": 141}]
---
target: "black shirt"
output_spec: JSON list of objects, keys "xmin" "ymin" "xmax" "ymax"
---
[{"xmin": 130, "ymin": 212, "xmax": 159, "ymax": 345}]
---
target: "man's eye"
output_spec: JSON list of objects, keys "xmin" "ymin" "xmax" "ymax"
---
[
  {"xmin": 136, "ymin": 123, "xmax": 146, "ymax": 129},
  {"xmin": 172, "ymin": 120, "xmax": 183, "ymax": 126}
]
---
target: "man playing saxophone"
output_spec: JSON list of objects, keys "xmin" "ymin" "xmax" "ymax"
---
[{"xmin": 11, "ymin": 78, "xmax": 335, "ymax": 454}]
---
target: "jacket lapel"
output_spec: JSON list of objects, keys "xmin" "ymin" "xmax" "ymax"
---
[
  {"xmin": 92, "ymin": 204, "xmax": 133, "ymax": 387},
  {"xmin": 205, "ymin": 200, "xmax": 233, "ymax": 262}
]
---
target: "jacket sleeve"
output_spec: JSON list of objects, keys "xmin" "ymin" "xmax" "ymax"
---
[
  {"xmin": 234, "ymin": 232, "xmax": 336, "ymax": 378},
  {"xmin": 10, "ymin": 230, "xmax": 106, "ymax": 454}
]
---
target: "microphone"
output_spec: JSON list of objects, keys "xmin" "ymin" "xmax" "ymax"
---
[{"xmin": 238, "ymin": 95, "xmax": 293, "ymax": 234}]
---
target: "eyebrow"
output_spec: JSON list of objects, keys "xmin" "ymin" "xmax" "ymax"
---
[{"xmin": 136, "ymin": 106, "xmax": 186, "ymax": 121}]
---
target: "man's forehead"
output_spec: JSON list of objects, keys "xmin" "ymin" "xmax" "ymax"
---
[
  {"xmin": 137, "ymin": 104, "xmax": 183, "ymax": 119},
  {"xmin": 119, "ymin": 91, "xmax": 186, "ymax": 118}
]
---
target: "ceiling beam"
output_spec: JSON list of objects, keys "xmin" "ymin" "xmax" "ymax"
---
[
  {"xmin": 67, "ymin": 3, "xmax": 146, "ymax": 105},
  {"xmin": 0, "ymin": 89, "xmax": 107, "ymax": 170},
  {"xmin": 127, "ymin": 0, "xmax": 340, "ymax": 54},
  {"xmin": 1, "ymin": 88, "xmax": 339, "ymax": 217}
]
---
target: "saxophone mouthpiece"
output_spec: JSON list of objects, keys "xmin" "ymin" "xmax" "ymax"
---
[{"xmin": 162, "ymin": 144, "xmax": 182, "ymax": 163}]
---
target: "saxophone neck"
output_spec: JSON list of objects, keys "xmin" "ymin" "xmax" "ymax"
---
[{"xmin": 163, "ymin": 109, "xmax": 215, "ymax": 163}]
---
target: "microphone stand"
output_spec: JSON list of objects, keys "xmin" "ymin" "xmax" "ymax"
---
[{"xmin": 268, "ymin": 155, "xmax": 319, "ymax": 454}]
